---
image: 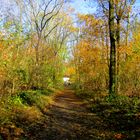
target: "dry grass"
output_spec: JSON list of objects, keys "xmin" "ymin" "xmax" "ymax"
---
[{"xmin": 12, "ymin": 106, "xmax": 43, "ymax": 124}]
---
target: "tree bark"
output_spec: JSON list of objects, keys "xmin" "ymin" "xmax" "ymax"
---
[
  {"xmin": 109, "ymin": 0, "xmax": 117, "ymax": 97},
  {"xmin": 116, "ymin": 18, "xmax": 121, "ymax": 93}
]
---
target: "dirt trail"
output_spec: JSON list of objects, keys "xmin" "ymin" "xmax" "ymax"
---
[{"xmin": 28, "ymin": 89, "xmax": 109, "ymax": 140}]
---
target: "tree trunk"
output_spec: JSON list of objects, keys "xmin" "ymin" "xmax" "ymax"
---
[
  {"xmin": 109, "ymin": 0, "xmax": 117, "ymax": 97},
  {"xmin": 116, "ymin": 18, "xmax": 121, "ymax": 93}
]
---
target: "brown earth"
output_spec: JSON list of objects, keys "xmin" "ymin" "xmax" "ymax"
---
[{"xmin": 24, "ymin": 89, "xmax": 114, "ymax": 140}]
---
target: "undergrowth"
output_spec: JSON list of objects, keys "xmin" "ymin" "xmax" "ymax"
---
[
  {"xmin": 0, "ymin": 89, "xmax": 55, "ymax": 139},
  {"xmin": 76, "ymin": 90, "xmax": 140, "ymax": 139}
]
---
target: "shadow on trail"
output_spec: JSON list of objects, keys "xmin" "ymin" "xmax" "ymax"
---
[
  {"xmin": 25, "ymin": 89, "xmax": 140, "ymax": 140},
  {"xmin": 26, "ymin": 89, "xmax": 111, "ymax": 140}
]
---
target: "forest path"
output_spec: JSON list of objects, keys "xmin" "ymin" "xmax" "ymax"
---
[{"xmin": 28, "ymin": 89, "xmax": 110, "ymax": 140}]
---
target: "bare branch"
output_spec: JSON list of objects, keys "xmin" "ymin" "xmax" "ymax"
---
[
  {"xmin": 41, "ymin": 4, "xmax": 62, "ymax": 32},
  {"xmin": 41, "ymin": 0, "xmax": 62, "ymax": 30},
  {"xmin": 44, "ymin": 22, "xmax": 60, "ymax": 38}
]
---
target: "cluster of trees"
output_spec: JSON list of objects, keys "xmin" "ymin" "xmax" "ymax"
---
[
  {"xmin": 0, "ymin": 0, "xmax": 140, "ymax": 100},
  {"xmin": 70, "ymin": 0, "xmax": 140, "ymax": 97},
  {"xmin": 0, "ymin": 0, "xmax": 74, "ymax": 100}
]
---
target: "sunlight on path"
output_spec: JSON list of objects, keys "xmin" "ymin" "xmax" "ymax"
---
[{"xmin": 28, "ymin": 89, "xmax": 112, "ymax": 140}]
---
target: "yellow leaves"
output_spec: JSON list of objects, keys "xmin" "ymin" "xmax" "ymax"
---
[
  {"xmin": 75, "ymin": 40, "xmax": 100, "ymax": 61},
  {"xmin": 78, "ymin": 14, "xmax": 98, "ymax": 26},
  {"xmin": 119, "ymin": 45, "xmax": 132, "ymax": 55},
  {"xmin": 58, "ymin": 11, "xmax": 73, "ymax": 28},
  {"xmin": 74, "ymin": 40, "xmax": 101, "ymax": 77},
  {"xmin": 133, "ymin": 29, "xmax": 140, "ymax": 48},
  {"xmin": 129, "ymin": 26, "xmax": 140, "ymax": 60},
  {"xmin": 114, "ymin": 0, "xmax": 123, "ymax": 5},
  {"xmin": 78, "ymin": 14, "xmax": 94, "ymax": 21},
  {"xmin": 0, "ymin": 43, "xmax": 7, "ymax": 55},
  {"xmin": 66, "ymin": 67, "xmax": 76, "ymax": 75},
  {"xmin": 77, "ymin": 13, "xmax": 102, "ymax": 40},
  {"xmin": 68, "ymin": 26, "xmax": 78, "ymax": 32}
]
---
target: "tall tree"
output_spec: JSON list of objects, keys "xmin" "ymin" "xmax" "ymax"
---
[{"xmin": 108, "ymin": 0, "xmax": 117, "ymax": 96}]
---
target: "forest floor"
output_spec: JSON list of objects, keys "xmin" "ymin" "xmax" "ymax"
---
[
  {"xmin": 22, "ymin": 89, "xmax": 140, "ymax": 140},
  {"xmin": 0, "ymin": 88, "xmax": 140, "ymax": 140},
  {"xmin": 25, "ymin": 89, "xmax": 107, "ymax": 140}
]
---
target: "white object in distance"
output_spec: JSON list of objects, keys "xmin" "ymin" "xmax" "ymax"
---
[{"xmin": 63, "ymin": 77, "xmax": 70, "ymax": 82}]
